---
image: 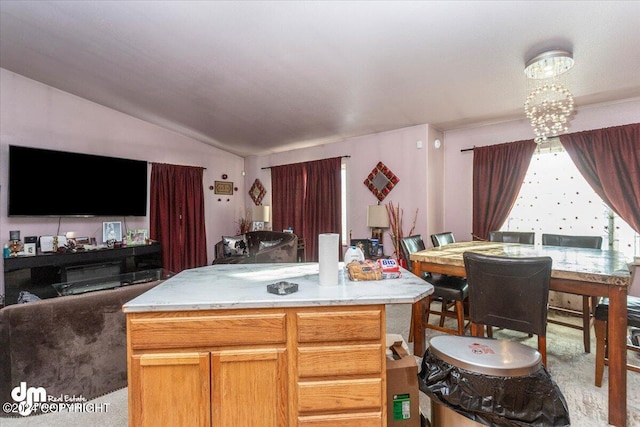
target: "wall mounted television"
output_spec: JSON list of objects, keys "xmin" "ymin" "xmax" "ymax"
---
[{"xmin": 8, "ymin": 145, "xmax": 148, "ymax": 217}]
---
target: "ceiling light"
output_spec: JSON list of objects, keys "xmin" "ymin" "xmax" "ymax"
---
[
  {"xmin": 524, "ymin": 50, "xmax": 574, "ymax": 79},
  {"xmin": 524, "ymin": 49, "xmax": 575, "ymax": 143}
]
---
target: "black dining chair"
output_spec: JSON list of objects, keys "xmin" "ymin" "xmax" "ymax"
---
[
  {"xmin": 400, "ymin": 235, "xmax": 469, "ymax": 337},
  {"xmin": 430, "ymin": 231, "xmax": 456, "ymax": 247},
  {"xmin": 463, "ymin": 251, "xmax": 553, "ymax": 366},
  {"xmin": 542, "ymin": 233, "xmax": 603, "ymax": 353},
  {"xmin": 593, "ymin": 262, "xmax": 640, "ymax": 387},
  {"xmin": 488, "ymin": 231, "xmax": 535, "ymax": 244}
]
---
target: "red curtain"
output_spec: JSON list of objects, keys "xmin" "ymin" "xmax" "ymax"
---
[
  {"xmin": 271, "ymin": 157, "xmax": 342, "ymax": 261},
  {"xmin": 150, "ymin": 163, "xmax": 208, "ymax": 273},
  {"xmin": 472, "ymin": 139, "xmax": 537, "ymax": 240},
  {"xmin": 560, "ymin": 123, "xmax": 640, "ymax": 234},
  {"xmin": 271, "ymin": 162, "xmax": 306, "ymax": 240}
]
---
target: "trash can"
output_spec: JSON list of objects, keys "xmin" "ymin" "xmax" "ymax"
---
[{"xmin": 418, "ymin": 335, "xmax": 570, "ymax": 427}]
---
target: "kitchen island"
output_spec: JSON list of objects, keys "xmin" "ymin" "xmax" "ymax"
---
[{"xmin": 123, "ymin": 262, "xmax": 432, "ymax": 427}]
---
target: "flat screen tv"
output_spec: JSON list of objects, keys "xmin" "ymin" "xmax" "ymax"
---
[{"xmin": 8, "ymin": 145, "xmax": 148, "ymax": 217}]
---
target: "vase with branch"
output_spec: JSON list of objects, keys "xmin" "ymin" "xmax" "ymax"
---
[
  {"xmin": 385, "ymin": 202, "xmax": 418, "ymax": 265},
  {"xmin": 236, "ymin": 208, "xmax": 252, "ymax": 234}
]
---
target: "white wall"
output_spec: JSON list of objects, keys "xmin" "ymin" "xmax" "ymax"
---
[
  {"xmin": 0, "ymin": 69, "xmax": 246, "ymax": 294},
  {"xmin": 442, "ymin": 99, "xmax": 640, "ymax": 240},
  {"xmin": 244, "ymin": 124, "xmax": 445, "ymax": 257}
]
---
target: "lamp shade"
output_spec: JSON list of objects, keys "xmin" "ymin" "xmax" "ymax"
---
[
  {"xmin": 367, "ymin": 205, "xmax": 389, "ymax": 228},
  {"xmin": 252, "ymin": 205, "xmax": 270, "ymax": 222}
]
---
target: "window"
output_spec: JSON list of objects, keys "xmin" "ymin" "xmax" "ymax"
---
[
  {"xmin": 341, "ymin": 161, "xmax": 347, "ymax": 245},
  {"xmin": 503, "ymin": 141, "xmax": 639, "ymax": 257}
]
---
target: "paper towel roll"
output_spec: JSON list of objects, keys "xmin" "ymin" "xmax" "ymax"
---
[{"xmin": 318, "ymin": 233, "xmax": 340, "ymax": 286}]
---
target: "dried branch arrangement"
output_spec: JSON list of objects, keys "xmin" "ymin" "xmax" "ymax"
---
[
  {"xmin": 385, "ymin": 202, "xmax": 418, "ymax": 257},
  {"xmin": 236, "ymin": 208, "xmax": 252, "ymax": 234}
]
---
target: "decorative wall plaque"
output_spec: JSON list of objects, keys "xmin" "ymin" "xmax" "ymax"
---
[
  {"xmin": 249, "ymin": 179, "xmax": 266, "ymax": 205},
  {"xmin": 363, "ymin": 161, "xmax": 399, "ymax": 201},
  {"xmin": 214, "ymin": 181, "xmax": 234, "ymax": 195}
]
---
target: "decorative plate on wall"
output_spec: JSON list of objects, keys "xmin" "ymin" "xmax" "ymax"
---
[
  {"xmin": 249, "ymin": 179, "xmax": 266, "ymax": 205},
  {"xmin": 363, "ymin": 161, "xmax": 399, "ymax": 201}
]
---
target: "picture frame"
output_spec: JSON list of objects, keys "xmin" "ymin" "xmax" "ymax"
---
[
  {"xmin": 214, "ymin": 181, "xmax": 234, "ymax": 195},
  {"xmin": 127, "ymin": 229, "xmax": 149, "ymax": 246},
  {"xmin": 350, "ymin": 239, "xmax": 373, "ymax": 259},
  {"xmin": 103, "ymin": 221, "xmax": 123, "ymax": 243}
]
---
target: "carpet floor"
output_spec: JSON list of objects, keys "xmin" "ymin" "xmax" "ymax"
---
[{"xmin": 2, "ymin": 303, "xmax": 639, "ymax": 426}]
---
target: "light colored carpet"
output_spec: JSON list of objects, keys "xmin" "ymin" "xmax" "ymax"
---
[{"xmin": 2, "ymin": 304, "xmax": 639, "ymax": 426}]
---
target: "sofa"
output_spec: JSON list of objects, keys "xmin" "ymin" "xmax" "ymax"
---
[
  {"xmin": 0, "ymin": 279, "xmax": 164, "ymax": 416},
  {"xmin": 213, "ymin": 230, "xmax": 298, "ymax": 264}
]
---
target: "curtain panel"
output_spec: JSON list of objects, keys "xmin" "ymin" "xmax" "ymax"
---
[
  {"xmin": 271, "ymin": 157, "xmax": 342, "ymax": 261},
  {"xmin": 560, "ymin": 123, "xmax": 640, "ymax": 234},
  {"xmin": 150, "ymin": 163, "xmax": 208, "ymax": 273},
  {"xmin": 472, "ymin": 139, "xmax": 537, "ymax": 240}
]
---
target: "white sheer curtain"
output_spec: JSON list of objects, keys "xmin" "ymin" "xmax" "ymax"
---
[{"xmin": 503, "ymin": 140, "xmax": 639, "ymax": 258}]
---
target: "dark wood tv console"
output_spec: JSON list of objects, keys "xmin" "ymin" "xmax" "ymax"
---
[{"xmin": 2, "ymin": 243, "xmax": 162, "ymax": 306}]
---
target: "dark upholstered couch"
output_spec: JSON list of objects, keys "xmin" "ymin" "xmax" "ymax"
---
[
  {"xmin": 0, "ymin": 280, "xmax": 164, "ymax": 416},
  {"xmin": 213, "ymin": 230, "xmax": 298, "ymax": 264}
]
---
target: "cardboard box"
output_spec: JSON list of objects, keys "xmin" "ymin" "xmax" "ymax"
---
[{"xmin": 386, "ymin": 334, "xmax": 420, "ymax": 427}]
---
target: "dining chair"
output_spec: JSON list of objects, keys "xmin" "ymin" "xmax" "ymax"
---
[
  {"xmin": 400, "ymin": 235, "xmax": 469, "ymax": 337},
  {"xmin": 430, "ymin": 231, "xmax": 456, "ymax": 247},
  {"xmin": 593, "ymin": 262, "xmax": 640, "ymax": 387},
  {"xmin": 463, "ymin": 251, "xmax": 553, "ymax": 366},
  {"xmin": 542, "ymin": 233, "xmax": 603, "ymax": 353},
  {"xmin": 488, "ymin": 231, "xmax": 535, "ymax": 244}
]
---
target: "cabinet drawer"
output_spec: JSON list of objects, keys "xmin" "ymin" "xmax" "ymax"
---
[
  {"xmin": 129, "ymin": 313, "xmax": 286, "ymax": 350},
  {"xmin": 298, "ymin": 344, "xmax": 383, "ymax": 378},
  {"xmin": 297, "ymin": 378, "xmax": 382, "ymax": 413},
  {"xmin": 297, "ymin": 310, "xmax": 382, "ymax": 343},
  {"xmin": 298, "ymin": 412, "xmax": 383, "ymax": 426}
]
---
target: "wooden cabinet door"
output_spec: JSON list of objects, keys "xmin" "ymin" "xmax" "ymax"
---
[
  {"xmin": 130, "ymin": 352, "xmax": 211, "ymax": 427},
  {"xmin": 211, "ymin": 348, "xmax": 287, "ymax": 427}
]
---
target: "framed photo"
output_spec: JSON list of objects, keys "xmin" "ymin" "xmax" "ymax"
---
[
  {"xmin": 103, "ymin": 221, "xmax": 123, "ymax": 243},
  {"xmin": 127, "ymin": 229, "xmax": 149, "ymax": 246},
  {"xmin": 350, "ymin": 239, "xmax": 373, "ymax": 258},
  {"xmin": 214, "ymin": 181, "xmax": 234, "ymax": 195}
]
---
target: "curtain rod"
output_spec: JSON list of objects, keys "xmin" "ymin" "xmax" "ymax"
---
[
  {"xmin": 261, "ymin": 155, "xmax": 351, "ymax": 170},
  {"xmin": 460, "ymin": 147, "xmax": 474, "ymax": 153},
  {"xmin": 148, "ymin": 161, "xmax": 206, "ymax": 169}
]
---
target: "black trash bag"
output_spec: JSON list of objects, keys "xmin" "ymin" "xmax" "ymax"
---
[{"xmin": 418, "ymin": 349, "xmax": 570, "ymax": 427}]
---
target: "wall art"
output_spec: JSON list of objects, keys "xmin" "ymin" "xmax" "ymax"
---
[
  {"xmin": 214, "ymin": 181, "xmax": 234, "ymax": 195},
  {"xmin": 249, "ymin": 179, "xmax": 266, "ymax": 205},
  {"xmin": 363, "ymin": 161, "xmax": 399, "ymax": 201}
]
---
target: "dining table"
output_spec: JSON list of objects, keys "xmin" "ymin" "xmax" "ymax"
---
[{"xmin": 409, "ymin": 240, "xmax": 632, "ymax": 427}]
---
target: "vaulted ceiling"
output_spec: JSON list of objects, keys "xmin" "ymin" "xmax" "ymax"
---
[{"xmin": 1, "ymin": 1, "xmax": 639, "ymax": 157}]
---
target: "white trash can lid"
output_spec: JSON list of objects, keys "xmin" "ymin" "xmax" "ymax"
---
[{"xmin": 428, "ymin": 335, "xmax": 542, "ymax": 377}]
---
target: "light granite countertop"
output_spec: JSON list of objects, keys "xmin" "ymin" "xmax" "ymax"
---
[{"xmin": 122, "ymin": 262, "xmax": 433, "ymax": 312}]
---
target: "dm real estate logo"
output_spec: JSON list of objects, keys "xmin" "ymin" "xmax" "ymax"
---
[
  {"xmin": 7, "ymin": 382, "xmax": 46, "ymax": 416},
  {"xmin": 3, "ymin": 382, "xmax": 110, "ymax": 416}
]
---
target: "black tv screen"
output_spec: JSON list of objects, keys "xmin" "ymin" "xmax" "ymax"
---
[{"xmin": 8, "ymin": 145, "xmax": 148, "ymax": 217}]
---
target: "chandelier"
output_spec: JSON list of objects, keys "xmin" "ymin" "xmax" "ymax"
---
[{"xmin": 524, "ymin": 50, "xmax": 575, "ymax": 143}]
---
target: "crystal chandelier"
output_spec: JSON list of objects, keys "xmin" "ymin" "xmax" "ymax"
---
[{"xmin": 524, "ymin": 50, "xmax": 575, "ymax": 143}]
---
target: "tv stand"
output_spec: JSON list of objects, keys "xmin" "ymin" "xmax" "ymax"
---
[{"xmin": 2, "ymin": 243, "xmax": 162, "ymax": 306}]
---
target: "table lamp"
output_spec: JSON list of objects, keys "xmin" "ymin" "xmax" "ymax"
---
[
  {"xmin": 367, "ymin": 204, "xmax": 389, "ymax": 245},
  {"xmin": 252, "ymin": 205, "xmax": 270, "ymax": 231}
]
